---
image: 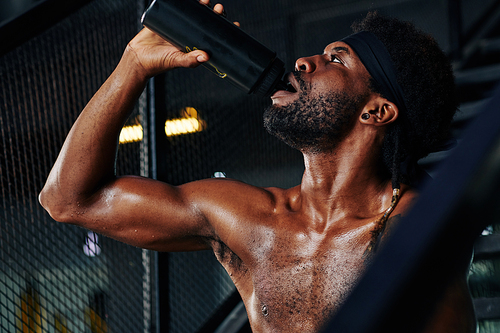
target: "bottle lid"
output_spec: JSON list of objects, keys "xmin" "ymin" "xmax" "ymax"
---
[{"xmin": 252, "ymin": 58, "xmax": 285, "ymax": 97}]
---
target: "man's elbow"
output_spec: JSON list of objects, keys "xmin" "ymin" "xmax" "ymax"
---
[{"xmin": 38, "ymin": 185, "xmax": 73, "ymax": 223}]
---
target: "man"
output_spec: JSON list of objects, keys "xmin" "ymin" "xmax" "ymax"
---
[{"xmin": 39, "ymin": 1, "xmax": 476, "ymax": 331}]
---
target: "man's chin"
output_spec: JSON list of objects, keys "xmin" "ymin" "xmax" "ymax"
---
[{"xmin": 263, "ymin": 121, "xmax": 323, "ymax": 152}]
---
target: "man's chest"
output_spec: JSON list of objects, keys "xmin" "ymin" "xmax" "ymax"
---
[
  {"xmin": 251, "ymin": 240, "xmax": 366, "ymax": 323},
  {"xmin": 221, "ymin": 222, "xmax": 374, "ymax": 331}
]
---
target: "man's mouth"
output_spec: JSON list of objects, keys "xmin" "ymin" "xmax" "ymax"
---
[
  {"xmin": 285, "ymin": 81, "xmax": 297, "ymax": 93},
  {"xmin": 270, "ymin": 72, "xmax": 300, "ymax": 102},
  {"xmin": 278, "ymin": 73, "xmax": 299, "ymax": 93}
]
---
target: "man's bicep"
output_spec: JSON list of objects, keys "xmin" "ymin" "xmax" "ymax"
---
[{"xmin": 74, "ymin": 176, "xmax": 214, "ymax": 252}]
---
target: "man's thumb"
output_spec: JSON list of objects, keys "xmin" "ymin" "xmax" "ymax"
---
[{"xmin": 191, "ymin": 50, "xmax": 209, "ymax": 64}]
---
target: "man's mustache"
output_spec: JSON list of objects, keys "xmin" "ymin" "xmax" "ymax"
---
[{"xmin": 291, "ymin": 71, "xmax": 309, "ymax": 92}]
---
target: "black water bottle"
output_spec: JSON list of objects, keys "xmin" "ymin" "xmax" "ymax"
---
[{"xmin": 141, "ymin": 0, "xmax": 286, "ymax": 97}]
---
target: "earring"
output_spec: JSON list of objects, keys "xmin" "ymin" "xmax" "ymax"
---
[{"xmin": 361, "ymin": 113, "xmax": 370, "ymax": 120}]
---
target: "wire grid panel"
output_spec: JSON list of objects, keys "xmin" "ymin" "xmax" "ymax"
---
[
  {"xmin": 0, "ymin": 0, "xmax": 151, "ymax": 332},
  {"xmin": 168, "ymin": 251, "xmax": 236, "ymax": 333}
]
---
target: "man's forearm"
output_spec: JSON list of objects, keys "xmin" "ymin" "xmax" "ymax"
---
[{"xmin": 39, "ymin": 49, "xmax": 148, "ymax": 220}]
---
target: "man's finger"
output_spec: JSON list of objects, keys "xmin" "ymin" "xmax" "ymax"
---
[{"xmin": 213, "ymin": 3, "xmax": 225, "ymax": 16}]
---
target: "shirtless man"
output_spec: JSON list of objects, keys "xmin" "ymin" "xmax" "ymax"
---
[{"xmin": 39, "ymin": 1, "xmax": 476, "ymax": 332}]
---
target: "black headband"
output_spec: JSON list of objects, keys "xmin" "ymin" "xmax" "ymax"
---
[{"xmin": 341, "ymin": 31, "xmax": 407, "ymax": 113}]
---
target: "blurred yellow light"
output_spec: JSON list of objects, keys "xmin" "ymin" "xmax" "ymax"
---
[
  {"xmin": 119, "ymin": 124, "xmax": 143, "ymax": 144},
  {"xmin": 165, "ymin": 107, "xmax": 206, "ymax": 137}
]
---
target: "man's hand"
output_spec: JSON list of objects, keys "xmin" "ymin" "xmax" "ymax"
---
[
  {"xmin": 125, "ymin": 0, "xmax": 237, "ymax": 79},
  {"xmin": 126, "ymin": 28, "xmax": 208, "ymax": 79}
]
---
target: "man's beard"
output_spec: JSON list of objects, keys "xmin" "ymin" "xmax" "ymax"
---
[{"xmin": 264, "ymin": 72, "xmax": 365, "ymax": 153}]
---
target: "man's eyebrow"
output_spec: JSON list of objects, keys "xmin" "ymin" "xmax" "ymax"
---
[{"xmin": 332, "ymin": 46, "xmax": 350, "ymax": 54}]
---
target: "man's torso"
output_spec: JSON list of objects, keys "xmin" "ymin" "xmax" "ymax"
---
[
  {"xmin": 209, "ymin": 185, "xmax": 388, "ymax": 331},
  {"xmin": 202, "ymin": 183, "xmax": 475, "ymax": 332}
]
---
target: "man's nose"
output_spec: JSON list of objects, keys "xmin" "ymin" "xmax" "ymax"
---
[{"xmin": 295, "ymin": 56, "xmax": 318, "ymax": 73}]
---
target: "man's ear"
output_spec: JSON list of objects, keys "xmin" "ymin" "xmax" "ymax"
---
[{"xmin": 359, "ymin": 95, "xmax": 399, "ymax": 126}]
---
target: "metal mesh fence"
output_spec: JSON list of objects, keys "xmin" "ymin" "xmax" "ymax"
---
[{"xmin": 0, "ymin": 0, "xmax": 150, "ymax": 332}]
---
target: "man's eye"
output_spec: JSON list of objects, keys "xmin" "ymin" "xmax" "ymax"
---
[{"xmin": 331, "ymin": 55, "xmax": 342, "ymax": 64}]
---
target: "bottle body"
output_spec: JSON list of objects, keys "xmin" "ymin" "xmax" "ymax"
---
[{"xmin": 141, "ymin": 0, "xmax": 285, "ymax": 96}]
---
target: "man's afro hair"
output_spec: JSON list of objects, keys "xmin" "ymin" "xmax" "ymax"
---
[{"xmin": 351, "ymin": 12, "xmax": 458, "ymax": 184}]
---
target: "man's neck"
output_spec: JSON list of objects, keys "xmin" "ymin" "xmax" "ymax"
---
[{"xmin": 296, "ymin": 132, "xmax": 393, "ymax": 228}]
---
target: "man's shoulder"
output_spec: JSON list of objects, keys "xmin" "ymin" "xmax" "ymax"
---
[
  {"xmin": 179, "ymin": 177, "xmax": 299, "ymax": 217},
  {"xmin": 193, "ymin": 176, "xmax": 298, "ymax": 192},
  {"xmin": 182, "ymin": 179, "xmax": 300, "ymax": 265},
  {"xmin": 181, "ymin": 177, "xmax": 288, "ymax": 198}
]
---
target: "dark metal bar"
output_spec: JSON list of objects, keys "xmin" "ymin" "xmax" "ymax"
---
[
  {"xmin": 474, "ymin": 297, "xmax": 500, "ymax": 321},
  {"xmin": 473, "ymin": 234, "xmax": 500, "ymax": 259},
  {"xmin": 455, "ymin": 63, "xmax": 500, "ymax": 86},
  {"xmin": 153, "ymin": 72, "xmax": 172, "ymax": 333},
  {"xmin": 461, "ymin": 0, "xmax": 500, "ymax": 48},
  {"xmin": 0, "ymin": 0, "xmax": 94, "ymax": 57},
  {"xmin": 214, "ymin": 301, "xmax": 248, "ymax": 333},
  {"xmin": 196, "ymin": 291, "xmax": 246, "ymax": 333},
  {"xmin": 147, "ymin": 75, "xmax": 161, "ymax": 333},
  {"xmin": 448, "ymin": 0, "xmax": 463, "ymax": 61},
  {"xmin": 322, "ymin": 83, "xmax": 500, "ymax": 333}
]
